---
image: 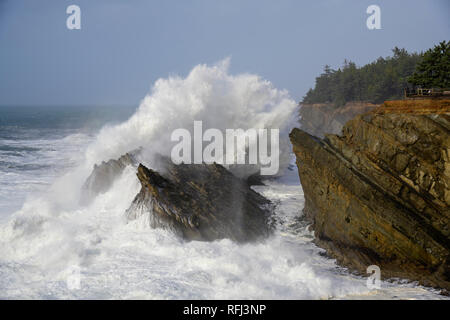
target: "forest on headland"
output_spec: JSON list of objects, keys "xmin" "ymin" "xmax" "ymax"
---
[{"xmin": 302, "ymin": 41, "xmax": 450, "ymax": 106}]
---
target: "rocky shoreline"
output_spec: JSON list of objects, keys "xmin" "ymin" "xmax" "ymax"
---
[
  {"xmin": 81, "ymin": 99, "xmax": 450, "ymax": 292},
  {"xmin": 82, "ymin": 154, "xmax": 273, "ymax": 243},
  {"xmin": 290, "ymin": 99, "xmax": 450, "ymax": 292}
]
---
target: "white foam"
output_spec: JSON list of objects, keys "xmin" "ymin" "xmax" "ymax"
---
[
  {"xmin": 85, "ymin": 58, "xmax": 297, "ymax": 176},
  {"xmin": 0, "ymin": 132, "xmax": 93, "ymax": 219},
  {"xmin": 0, "ymin": 165, "xmax": 444, "ymax": 299}
]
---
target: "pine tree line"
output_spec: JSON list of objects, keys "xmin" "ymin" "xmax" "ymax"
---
[{"xmin": 303, "ymin": 41, "xmax": 449, "ymax": 107}]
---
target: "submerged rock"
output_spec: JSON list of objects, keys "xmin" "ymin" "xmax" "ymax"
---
[
  {"xmin": 126, "ymin": 160, "xmax": 273, "ymax": 242},
  {"xmin": 290, "ymin": 99, "xmax": 450, "ymax": 291}
]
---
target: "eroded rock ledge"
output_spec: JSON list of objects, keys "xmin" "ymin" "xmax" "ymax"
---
[{"xmin": 290, "ymin": 100, "xmax": 450, "ymax": 291}]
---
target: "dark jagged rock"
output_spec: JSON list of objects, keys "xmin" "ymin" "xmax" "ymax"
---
[
  {"xmin": 126, "ymin": 160, "xmax": 273, "ymax": 242},
  {"xmin": 290, "ymin": 99, "xmax": 450, "ymax": 291},
  {"xmin": 81, "ymin": 149, "xmax": 272, "ymax": 243},
  {"xmin": 81, "ymin": 152, "xmax": 138, "ymax": 203}
]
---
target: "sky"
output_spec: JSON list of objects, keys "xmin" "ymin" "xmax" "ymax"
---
[{"xmin": 0, "ymin": 0, "xmax": 449, "ymax": 107}]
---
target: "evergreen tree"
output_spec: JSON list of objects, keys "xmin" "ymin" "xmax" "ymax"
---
[
  {"xmin": 302, "ymin": 45, "xmax": 423, "ymax": 106},
  {"xmin": 408, "ymin": 41, "xmax": 450, "ymax": 88}
]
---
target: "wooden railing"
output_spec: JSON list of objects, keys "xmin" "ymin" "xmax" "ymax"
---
[{"xmin": 404, "ymin": 88, "xmax": 450, "ymax": 99}]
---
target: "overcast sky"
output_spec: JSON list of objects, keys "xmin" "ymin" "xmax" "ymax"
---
[{"xmin": 0, "ymin": 0, "xmax": 448, "ymax": 107}]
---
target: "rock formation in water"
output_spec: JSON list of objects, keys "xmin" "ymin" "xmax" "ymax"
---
[
  {"xmin": 82, "ymin": 152, "xmax": 273, "ymax": 242},
  {"xmin": 290, "ymin": 99, "xmax": 450, "ymax": 291},
  {"xmin": 300, "ymin": 102, "xmax": 378, "ymax": 138},
  {"xmin": 126, "ymin": 160, "xmax": 273, "ymax": 242},
  {"xmin": 81, "ymin": 152, "xmax": 138, "ymax": 203}
]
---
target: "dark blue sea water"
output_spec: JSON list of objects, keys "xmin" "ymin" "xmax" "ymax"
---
[{"xmin": 0, "ymin": 105, "xmax": 136, "ymax": 217}]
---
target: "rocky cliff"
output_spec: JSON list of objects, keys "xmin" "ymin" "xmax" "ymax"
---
[
  {"xmin": 290, "ymin": 99, "xmax": 450, "ymax": 291},
  {"xmin": 299, "ymin": 102, "xmax": 378, "ymax": 138}
]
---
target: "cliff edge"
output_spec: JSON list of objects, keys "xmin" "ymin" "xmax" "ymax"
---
[
  {"xmin": 290, "ymin": 99, "xmax": 450, "ymax": 291},
  {"xmin": 299, "ymin": 102, "xmax": 379, "ymax": 138}
]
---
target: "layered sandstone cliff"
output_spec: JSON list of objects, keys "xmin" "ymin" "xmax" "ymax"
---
[{"xmin": 290, "ymin": 99, "xmax": 450, "ymax": 291}]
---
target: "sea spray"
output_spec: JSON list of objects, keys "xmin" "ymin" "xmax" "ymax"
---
[
  {"xmin": 85, "ymin": 58, "xmax": 296, "ymax": 177},
  {"xmin": 0, "ymin": 58, "xmax": 297, "ymax": 282}
]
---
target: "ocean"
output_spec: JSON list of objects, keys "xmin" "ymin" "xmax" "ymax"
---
[
  {"xmin": 0, "ymin": 63, "xmax": 447, "ymax": 299},
  {"xmin": 0, "ymin": 105, "xmax": 135, "ymax": 218}
]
